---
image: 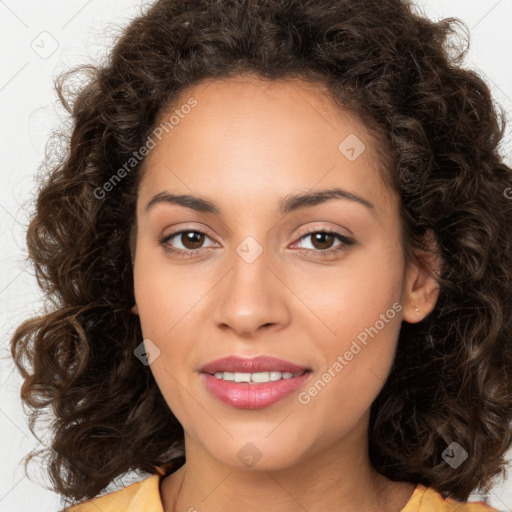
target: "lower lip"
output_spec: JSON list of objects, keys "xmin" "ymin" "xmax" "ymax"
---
[{"xmin": 201, "ymin": 371, "xmax": 311, "ymax": 410}]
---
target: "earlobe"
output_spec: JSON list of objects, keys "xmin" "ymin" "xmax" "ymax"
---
[
  {"xmin": 131, "ymin": 305, "xmax": 139, "ymax": 315},
  {"xmin": 402, "ymin": 237, "xmax": 443, "ymax": 324},
  {"xmin": 403, "ymin": 286, "xmax": 440, "ymax": 323}
]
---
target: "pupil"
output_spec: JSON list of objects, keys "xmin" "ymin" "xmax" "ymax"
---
[
  {"xmin": 313, "ymin": 233, "xmax": 334, "ymax": 250},
  {"xmin": 183, "ymin": 232, "xmax": 204, "ymax": 249}
]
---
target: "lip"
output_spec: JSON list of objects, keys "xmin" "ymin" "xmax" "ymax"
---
[
  {"xmin": 201, "ymin": 371, "xmax": 312, "ymax": 409},
  {"xmin": 200, "ymin": 355, "xmax": 310, "ymax": 375},
  {"xmin": 199, "ymin": 355, "xmax": 311, "ymax": 410}
]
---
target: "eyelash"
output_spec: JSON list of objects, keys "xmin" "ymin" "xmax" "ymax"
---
[{"xmin": 159, "ymin": 227, "xmax": 355, "ymax": 259}]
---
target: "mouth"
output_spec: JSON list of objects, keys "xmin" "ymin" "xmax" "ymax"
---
[
  {"xmin": 199, "ymin": 355, "xmax": 312, "ymax": 409},
  {"xmin": 208, "ymin": 369, "xmax": 309, "ymax": 384}
]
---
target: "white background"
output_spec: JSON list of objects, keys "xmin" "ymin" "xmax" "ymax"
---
[{"xmin": 1, "ymin": 1, "xmax": 511, "ymax": 511}]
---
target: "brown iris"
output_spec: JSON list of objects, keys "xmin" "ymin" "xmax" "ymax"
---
[
  {"xmin": 180, "ymin": 231, "xmax": 205, "ymax": 249},
  {"xmin": 309, "ymin": 232, "xmax": 336, "ymax": 250}
]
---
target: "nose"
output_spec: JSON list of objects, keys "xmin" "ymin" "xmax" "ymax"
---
[{"xmin": 212, "ymin": 243, "xmax": 290, "ymax": 339}]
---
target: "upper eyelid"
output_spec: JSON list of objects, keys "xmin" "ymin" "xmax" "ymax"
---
[
  {"xmin": 294, "ymin": 226, "xmax": 350, "ymax": 239},
  {"xmin": 161, "ymin": 223, "xmax": 216, "ymax": 240},
  {"xmin": 162, "ymin": 229, "xmax": 217, "ymax": 244}
]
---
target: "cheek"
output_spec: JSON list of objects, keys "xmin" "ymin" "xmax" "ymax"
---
[
  {"xmin": 132, "ymin": 250, "xmax": 192, "ymax": 416},
  {"xmin": 294, "ymin": 245, "xmax": 404, "ymax": 409},
  {"xmin": 298, "ymin": 309, "xmax": 402, "ymax": 436},
  {"xmin": 133, "ymin": 242, "xmax": 207, "ymax": 339},
  {"xmin": 285, "ymin": 239, "xmax": 403, "ymax": 337},
  {"xmin": 132, "ymin": 244, "xmax": 208, "ymax": 396},
  {"xmin": 338, "ymin": 238, "xmax": 404, "ymax": 328}
]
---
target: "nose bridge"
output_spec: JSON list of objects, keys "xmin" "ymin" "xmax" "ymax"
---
[
  {"xmin": 233, "ymin": 234, "xmax": 269, "ymax": 289},
  {"xmin": 212, "ymin": 232, "xmax": 288, "ymax": 335},
  {"xmin": 226, "ymin": 233, "xmax": 272, "ymax": 307}
]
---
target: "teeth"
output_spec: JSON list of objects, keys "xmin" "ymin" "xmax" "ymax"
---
[
  {"xmin": 213, "ymin": 371, "xmax": 302, "ymax": 383},
  {"xmin": 234, "ymin": 372, "xmax": 251, "ymax": 383}
]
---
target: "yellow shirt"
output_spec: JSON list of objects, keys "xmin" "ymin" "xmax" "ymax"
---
[{"xmin": 64, "ymin": 468, "xmax": 499, "ymax": 512}]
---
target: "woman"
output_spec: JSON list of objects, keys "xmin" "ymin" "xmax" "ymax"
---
[{"xmin": 10, "ymin": 0, "xmax": 512, "ymax": 510}]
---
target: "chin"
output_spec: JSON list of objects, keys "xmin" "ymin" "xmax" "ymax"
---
[{"xmin": 199, "ymin": 434, "xmax": 309, "ymax": 472}]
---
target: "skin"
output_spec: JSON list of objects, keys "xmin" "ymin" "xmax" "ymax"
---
[{"xmin": 132, "ymin": 75, "xmax": 441, "ymax": 512}]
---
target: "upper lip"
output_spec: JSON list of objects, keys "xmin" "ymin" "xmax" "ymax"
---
[{"xmin": 200, "ymin": 356, "xmax": 310, "ymax": 375}]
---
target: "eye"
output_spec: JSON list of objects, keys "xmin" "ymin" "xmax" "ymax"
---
[
  {"xmin": 292, "ymin": 228, "xmax": 355, "ymax": 258},
  {"xmin": 160, "ymin": 229, "xmax": 218, "ymax": 256}
]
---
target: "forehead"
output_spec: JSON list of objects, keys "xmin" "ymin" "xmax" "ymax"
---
[
  {"xmin": 138, "ymin": 75, "xmax": 396, "ymax": 216},
  {"xmin": 150, "ymin": 75, "xmax": 384, "ymax": 164}
]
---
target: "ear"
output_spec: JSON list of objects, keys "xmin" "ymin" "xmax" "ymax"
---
[
  {"xmin": 402, "ymin": 231, "xmax": 443, "ymax": 324},
  {"xmin": 131, "ymin": 304, "xmax": 139, "ymax": 315}
]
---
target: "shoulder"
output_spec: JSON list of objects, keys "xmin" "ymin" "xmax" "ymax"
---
[
  {"xmin": 63, "ymin": 473, "xmax": 163, "ymax": 512},
  {"xmin": 402, "ymin": 484, "xmax": 500, "ymax": 512}
]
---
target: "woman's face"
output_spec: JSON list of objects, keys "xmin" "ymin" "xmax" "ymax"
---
[{"xmin": 133, "ymin": 76, "xmax": 436, "ymax": 471}]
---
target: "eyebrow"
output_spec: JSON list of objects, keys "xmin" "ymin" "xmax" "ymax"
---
[{"xmin": 145, "ymin": 187, "xmax": 376, "ymax": 215}]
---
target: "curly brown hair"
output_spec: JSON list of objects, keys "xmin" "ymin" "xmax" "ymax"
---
[{"xmin": 10, "ymin": 0, "xmax": 512, "ymax": 505}]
